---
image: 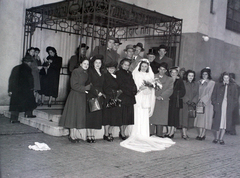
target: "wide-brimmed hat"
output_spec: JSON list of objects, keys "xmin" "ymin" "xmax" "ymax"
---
[
  {"xmin": 114, "ymin": 38, "xmax": 122, "ymax": 45},
  {"xmin": 159, "ymin": 62, "xmax": 168, "ymax": 70},
  {"xmin": 22, "ymin": 55, "xmax": 33, "ymax": 62},
  {"xmin": 80, "ymin": 43, "xmax": 89, "ymax": 50},
  {"xmin": 169, "ymin": 66, "xmax": 179, "ymax": 73},
  {"xmin": 124, "ymin": 44, "xmax": 135, "ymax": 51},
  {"xmin": 92, "ymin": 54, "xmax": 104, "ymax": 61},
  {"xmin": 105, "ymin": 61, "xmax": 118, "ymax": 68},
  {"xmin": 107, "ymin": 36, "xmax": 117, "ymax": 42},
  {"xmin": 158, "ymin": 44, "xmax": 168, "ymax": 51},
  {"xmin": 147, "ymin": 48, "xmax": 155, "ymax": 55},
  {"xmin": 133, "ymin": 42, "xmax": 144, "ymax": 51},
  {"xmin": 46, "ymin": 46, "xmax": 57, "ymax": 53}
]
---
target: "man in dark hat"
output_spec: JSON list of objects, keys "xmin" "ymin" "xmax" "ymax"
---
[
  {"xmin": 146, "ymin": 48, "xmax": 160, "ymax": 74},
  {"xmin": 122, "ymin": 44, "xmax": 135, "ymax": 71},
  {"xmin": 90, "ymin": 36, "xmax": 119, "ymax": 67},
  {"xmin": 8, "ymin": 55, "xmax": 37, "ymax": 123},
  {"xmin": 130, "ymin": 42, "xmax": 144, "ymax": 71},
  {"xmin": 154, "ymin": 44, "xmax": 173, "ymax": 70},
  {"xmin": 68, "ymin": 43, "xmax": 89, "ymax": 73},
  {"xmin": 150, "ymin": 62, "xmax": 174, "ymax": 137},
  {"xmin": 113, "ymin": 38, "xmax": 122, "ymax": 62}
]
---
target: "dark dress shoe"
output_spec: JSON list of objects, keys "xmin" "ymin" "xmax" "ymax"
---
[
  {"xmin": 48, "ymin": 104, "xmax": 52, "ymax": 107},
  {"xmin": 91, "ymin": 136, "xmax": 96, "ymax": 143},
  {"xmin": 103, "ymin": 135, "xmax": 112, "ymax": 142},
  {"xmin": 219, "ymin": 140, "xmax": 225, "ymax": 145},
  {"xmin": 68, "ymin": 136, "xmax": 77, "ymax": 143},
  {"xmin": 119, "ymin": 133, "xmax": 127, "ymax": 140},
  {"xmin": 10, "ymin": 120, "xmax": 20, "ymax": 123}
]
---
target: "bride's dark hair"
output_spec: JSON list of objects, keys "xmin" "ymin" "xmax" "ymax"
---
[{"xmin": 138, "ymin": 61, "xmax": 149, "ymax": 73}]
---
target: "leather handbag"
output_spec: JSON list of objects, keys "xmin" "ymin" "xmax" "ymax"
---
[
  {"xmin": 188, "ymin": 106, "xmax": 196, "ymax": 118},
  {"xmin": 196, "ymin": 100, "xmax": 205, "ymax": 114},
  {"xmin": 88, "ymin": 97, "xmax": 102, "ymax": 112}
]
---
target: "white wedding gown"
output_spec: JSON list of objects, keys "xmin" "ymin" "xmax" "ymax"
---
[{"xmin": 120, "ymin": 61, "xmax": 175, "ymax": 153}]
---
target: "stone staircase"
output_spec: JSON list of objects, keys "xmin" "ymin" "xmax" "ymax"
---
[{"xmin": 3, "ymin": 106, "xmax": 130, "ymax": 140}]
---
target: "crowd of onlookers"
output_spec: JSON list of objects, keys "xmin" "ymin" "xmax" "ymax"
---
[{"xmin": 8, "ymin": 36, "xmax": 240, "ymax": 147}]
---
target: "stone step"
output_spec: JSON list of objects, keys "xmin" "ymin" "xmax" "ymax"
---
[{"xmin": 3, "ymin": 110, "xmax": 132, "ymax": 141}]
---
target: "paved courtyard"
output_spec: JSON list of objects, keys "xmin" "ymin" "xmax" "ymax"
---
[{"xmin": 1, "ymin": 114, "xmax": 240, "ymax": 178}]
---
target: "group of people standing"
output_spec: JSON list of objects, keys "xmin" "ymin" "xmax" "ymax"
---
[
  {"xmin": 8, "ymin": 46, "xmax": 62, "ymax": 123},
  {"xmin": 8, "ymin": 36, "xmax": 239, "ymax": 152}
]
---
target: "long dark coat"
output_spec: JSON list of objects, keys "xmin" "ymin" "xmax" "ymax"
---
[
  {"xmin": 86, "ymin": 68, "xmax": 104, "ymax": 129},
  {"xmin": 102, "ymin": 71, "xmax": 122, "ymax": 126},
  {"xmin": 168, "ymin": 78, "xmax": 186, "ymax": 127},
  {"xmin": 150, "ymin": 74, "xmax": 174, "ymax": 125},
  {"xmin": 211, "ymin": 82, "xmax": 238, "ymax": 131},
  {"xmin": 40, "ymin": 55, "xmax": 62, "ymax": 98},
  {"xmin": 59, "ymin": 67, "xmax": 88, "ymax": 129},
  {"xmin": 8, "ymin": 63, "xmax": 37, "ymax": 112},
  {"xmin": 181, "ymin": 81, "xmax": 199, "ymax": 128},
  {"xmin": 116, "ymin": 68, "xmax": 137, "ymax": 125}
]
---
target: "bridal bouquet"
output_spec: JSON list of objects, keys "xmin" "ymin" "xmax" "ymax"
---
[
  {"xmin": 143, "ymin": 79, "xmax": 162, "ymax": 91},
  {"xmin": 154, "ymin": 78, "xmax": 163, "ymax": 91}
]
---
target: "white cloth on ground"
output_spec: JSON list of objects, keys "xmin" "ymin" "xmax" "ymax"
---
[{"xmin": 28, "ymin": 142, "xmax": 51, "ymax": 151}]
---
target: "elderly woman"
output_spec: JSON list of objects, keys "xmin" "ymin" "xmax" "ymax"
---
[
  {"xmin": 195, "ymin": 67, "xmax": 215, "ymax": 141},
  {"xmin": 59, "ymin": 59, "xmax": 91, "ymax": 143},
  {"xmin": 102, "ymin": 61, "xmax": 122, "ymax": 142},
  {"xmin": 40, "ymin": 46, "xmax": 62, "ymax": 107},
  {"xmin": 181, "ymin": 70, "xmax": 199, "ymax": 140},
  {"xmin": 166, "ymin": 66, "xmax": 186, "ymax": 138},
  {"xmin": 116, "ymin": 58, "xmax": 137, "ymax": 140},
  {"xmin": 211, "ymin": 72, "xmax": 238, "ymax": 145},
  {"xmin": 85, "ymin": 55, "xmax": 104, "ymax": 143}
]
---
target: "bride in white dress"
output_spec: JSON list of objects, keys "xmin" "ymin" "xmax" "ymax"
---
[{"xmin": 120, "ymin": 59, "xmax": 175, "ymax": 153}]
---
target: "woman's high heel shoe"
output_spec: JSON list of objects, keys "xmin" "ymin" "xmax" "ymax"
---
[
  {"xmin": 200, "ymin": 135, "xmax": 206, "ymax": 140},
  {"xmin": 87, "ymin": 136, "xmax": 92, "ymax": 143},
  {"xmin": 168, "ymin": 134, "xmax": 174, "ymax": 138},
  {"xmin": 103, "ymin": 135, "xmax": 111, "ymax": 142},
  {"xmin": 68, "ymin": 136, "xmax": 77, "ymax": 143},
  {"xmin": 109, "ymin": 133, "xmax": 114, "ymax": 141},
  {"xmin": 91, "ymin": 136, "xmax": 96, "ymax": 143},
  {"xmin": 119, "ymin": 132, "xmax": 127, "ymax": 140}
]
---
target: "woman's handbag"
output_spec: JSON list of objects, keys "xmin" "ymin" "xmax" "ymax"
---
[
  {"xmin": 196, "ymin": 100, "xmax": 205, "ymax": 114},
  {"xmin": 88, "ymin": 97, "xmax": 102, "ymax": 112},
  {"xmin": 188, "ymin": 106, "xmax": 196, "ymax": 118}
]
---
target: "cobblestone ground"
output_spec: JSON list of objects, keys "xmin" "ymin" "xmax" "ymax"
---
[{"xmin": 1, "ymin": 114, "xmax": 240, "ymax": 178}]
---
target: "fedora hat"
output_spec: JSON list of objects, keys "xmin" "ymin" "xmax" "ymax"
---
[
  {"xmin": 80, "ymin": 43, "xmax": 89, "ymax": 50},
  {"xmin": 114, "ymin": 38, "xmax": 122, "ymax": 45},
  {"xmin": 124, "ymin": 44, "xmax": 135, "ymax": 51},
  {"xmin": 133, "ymin": 42, "xmax": 144, "ymax": 51},
  {"xmin": 22, "ymin": 55, "xmax": 33, "ymax": 63},
  {"xmin": 147, "ymin": 48, "xmax": 155, "ymax": 55}
]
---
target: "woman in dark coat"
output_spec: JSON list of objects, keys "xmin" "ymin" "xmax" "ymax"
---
[
  {"xmin": 8, "ymin": 55, "xmax": 37, "ymax": 123},
  {"xmin": 86, "ymin": 55, "xmax": 105, "ymax": 143},
  {"xmin": 166, "ymin": 67, "xmax": 186, "ymax": 138},
  {"xmin": 59, "ymin": 59, "xmax": 91, "ymax": 143},
  {"xmin": 102, "ymin": 61, "xmax": 122, "ymax": 142},
  {"xmin": 181, "ymin": 70, "xmax": 199, "ymax": 140},
  {"xmin": 40, "ymin": 46, "xmax": 62, "ymax": 107},
  {"xmin": 211, "ymin": 72, "xmax": 238, "ymax": 145},
  {"xmin": 116, "ymin": 58, "xmax": 137, "ymax": 140}
]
